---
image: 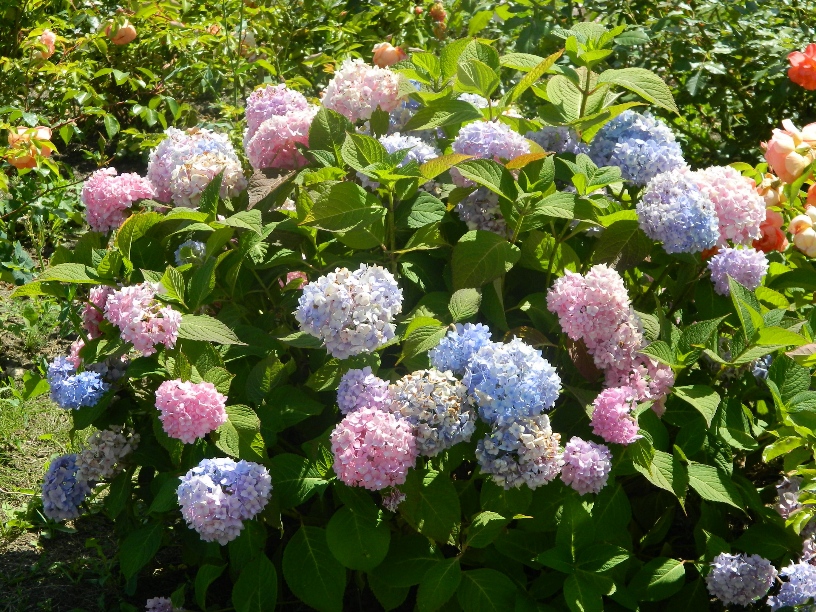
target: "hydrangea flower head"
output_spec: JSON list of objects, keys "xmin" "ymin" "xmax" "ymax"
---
[
  {"xmin": 322, "ymin": 59, "xmax": 403, "ymax": 123},
  {"xmin": 76, "ymin": 426, "xmax": 139, "ymax": 482},
  {"xmin": 455, "ymin": 188, "xmax": 507, "ymax": 236},
  {"xmin": 776, "ymin": 475, "xmax": 803, "ymax": 519},
  {"xmin": 331, "ymin": 407, "xmax": 417, "ymax": 490},
  {"xmin": 590, "ymin": 386, "xmax": 640, "ymax": 445},
  {"xmin": 169, "ymin": 151, "xmax": 247, "ymax": 208},
  {"xmin": 83, "ymin": 285, "xmax": 114, "ymax": 339},
  {"xmin": 81, "ymin": 168, "xmax": 155, "ymax": 232},
  {"xmin": 458, "ymin": 93, "xmax": 489, "ymax": 108},
  {"xmin": 463, "ymin": 338, "xmax": 561, "ymax": 425},
  {"xmin": 47, "ymin": 356, "xmax": 75, "ymax": 387},
  {"xmin": 707, "ymin": 247, "xmax": 768, "ymax": 296},
  {"xmin": 155, "ymin": 380, "xmax": 228, "ymax": 444},
  {"xmin": 337, "ymin": 367, "xmax": 391, "ymax": 414},
  {"xmin": 451, "ymin": 121, "xmax": 530, "ymax": 186},
  {"xmin": 104, "ymin": 282, "xmax": 181, "ymax": 356},
  {"xmin": 177, "ymin": 458, "xmax": 272, "ymax": 544},
  {"xmin": 527, "ymin": 126, "xmax": 590, "ymax": 155},
  {"xmin": 560, "ymin": 437, "xmax": 612, "ymax": 495},
  {"xmin": 476, "ymin": 415, "xmax": 563, "ymax": 489},
  {"xmin": 590, "ymin": 110, "xmax": 686, "ymax": 185},
  {"xmin": 769, "ymin": 562, "xmax": 816, "ymax": 610},
  {"xmin": 41, "ymin": 454, "xmax": 91, "ymax": 521},
  {"xmin": 145, "ymin": 598, "xmax": 185, "ymax": 612},
  {"xmin": 389, "ymin": 369, "xmax": 477, "ymax": 456},
  {"xmin": 49, "ymin": 369, "xmax": 109, "ymax": 410},
  {"xmin": 174, "ymin": 239, "xmax": 207, "ymax": 266},
  {"xmin": 429, "ymin": 323, "xmax": 493, "ymax": 376},
  {"xmin": 359, "ymin": 132, "xmax": 440, "ymax": 189},
  {"xmin": 294, "ymin": 264, "xmax": 403, "ymax": 359},
  {"xmin": 693, "ymin": 166, "xmax": 765, "ymax": 246},
  {"xmin": 245, "ymin": 84, "xmax": 310, "ymax": 137},
  {"xmin": 637, "ymin": 168, "xmax": 720, "ymax": 254},
  {"xmin": 244, "ymin": 106, "xmax": 318, "ymax": 170},
  {"xmin": 705, "ymin": 553, "xmax": 777, "ymax": 607}
]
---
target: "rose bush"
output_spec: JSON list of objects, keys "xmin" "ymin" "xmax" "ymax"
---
[{"xmin": 15, "ymin": 21, "xmax": 816, "ymax": 612}]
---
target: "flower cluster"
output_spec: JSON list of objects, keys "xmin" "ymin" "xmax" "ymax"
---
[
  {"xmin": 455, "ymin": 188, "xmax": 507, "ymax": 236},
  {"xmin": 155, "ymin": 380, "xmax": 228, "ymax": 444},
  {"xmin": 244, "ymin": 106, "xmax": 318, "ymax": 170},
  {"xmin": 754, "ymin": 208, "xmax": 789, "ymax": 253},
  {"xmin": 527, "ymin": 126, "xmax": 589, "ymax": 155},
  {"xmin": 294, "ymin": 264, "xmax": 403, "ymax": 359},
  {"xmin": 360, "ymin": 132, "xmax": 440, "ymax": 189},
  {"xmin": 177, "ymin": 458, "xmax": 272, "ymax": 545},
  {"xmin": 776, "ymin": 476, "xmax": 803, "ymax": 519},
  {"xmin": 322, "ymin": 59, "xmax": 403, "ymax": 123},
  {"xmin": 388, "ymin": 369, "xmax": 477, "ymax": 457},
  {"xmin": 590, "ymin": 386, "xmax": 640, "ymax": 445},
  {"xmin": 145, "ymin": 598, "xmax": 185, "ymax": 612},
  {"xmin": 104, "ymin": 282, "xmax": 181, "ymax": 356},
  {"xmin": 381, "ymin": 489, "xmax": 406, "ymax": 512},
  {"xmin": 81, "ymin": 168, "xmax": 156, "ymax": 233},
  {"xmin": 75, "ymin": 426, "xmax": 139, "ymax": 482},
  {"xmin": 637, "ymin": 169, "xmax": 719, "ymax": 254},
  {"xmin": 769, "ymin": 562, "xmax": 816, "ymax": 610},
  {"xmin": 693, "ymin": 166, "xmax": 765, "ymax": 246},
  {"xmin": 789, "ymin": 207, "xmax": 816, "ymax": 258},
  {"xmin": 707, "ymin": 247, "xmax": 768, "ymax": 296},
  {"xmin": 451, "ymin": 121, "xmax": 529, "ymax": 186},
  {"xmin": 463, "ymin": 338, "xmax": 561, "ymax": 425},
  {"xmin": 147, "ymin": 127, "xmax": 244, "ymax": 205},
  {"xmin": 82, "ymin": 285, "xmax": 115, "ymax": 339},
  {"xmin": 174, "ymin": 239, "xmax": 207, "ymax": 266},
  {"xmin": 706, "ymin": 553, "xmax": 777, "ymax": 607},
  {"xmin": 789, "ymin": 44, "xmax": 816, "ymax": 90},
  {"xmin": 560, "ymin": 437, "xmax": 612, "ymax": 495},
  {"xmin": 337, "ymin": 367, "xmax": 391, "ymax": 414},
  {"xmin": 47, "ymin": 356, "xmax": 109, "ymax": 410},
  {"xmin": 372, "ymin": 42, "xmax": 407, "ymax": 68},
  {"xmin": 330, "ymin": 407, "xmax": 417, "ymax": 490},
  {"xmin": 245, "ymin": 84, "xmax": 310, "ymax": 136},
  {"xmin": 475, "ymin": 415, "xmax": 563, "ymax": 490},
  {"xmin": 763, "ymin": 120, "xmax": 816, "ymax": 184},
  {"xmin": 590, "ymin": 110, "xmax": 686, "ymax": 185},
  {"xmin": 429, "ymin": 323, "xmax": 493, "ymax": 376},
  {"xmin": 41, "ymin": 454, "xmax": 91, "ymax": 521}
]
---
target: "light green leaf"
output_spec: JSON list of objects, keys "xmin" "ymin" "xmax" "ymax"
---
[
  {"xmin": 452, "ymin": 230, "xmax": 521, "ymax": 289},
  {"xmin": 596, "ymin": 68, "xmax": 679, "ymax": 113},
  {"xmin": 673, "ymin": 385, "xmax": 720, "ymax": 427},
  {"xmin": 178, "ymin": 314, "xmax": 246, "ymax": 345}
]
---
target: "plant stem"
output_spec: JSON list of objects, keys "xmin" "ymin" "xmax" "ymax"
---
[{"xmin": 386, "ymin": 190, "xmax": 397, "ymax": 273}]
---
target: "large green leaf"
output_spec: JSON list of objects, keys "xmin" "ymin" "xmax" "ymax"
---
[
  {"xmin": 596, "ymin": 68, "xmax": 679, "ymax": 113},
  {"xmin": 687, "ymin": 462, "xmax": 743, "ymax": 509},
  {"xmin": 232, "ymin": 554, "xmax": 277, "ymax": 612},
  {"xmin": 465, "ymin": 511, "xmax": 510, "ymax": 548},
  {"xmin": 456, "ymin": 569, "xmax": 518, "ymax": 612},
  {"xmin": 119, "ymin": 522, "xmax": 163, "ymax": 580},
  {"xmin": 627, "ymin": 557, "xmax": 686, "ymax": 601},
  {"xmin": 178, "ymin": 314, "xmax": 245, "ymax": 345},
  {"xmin": 404, "ymin": 100, "xmax": 484, "ymax": 131},
  {"xmin": 673, "ymin": 385, "xmax": 720, "ymax": 427},
  {"xmin": 400, "ymin": 468, "xmax": 461, "ymax": 543},
  {"xmin": 417, "ymin": 558, "xmax": 462, "ymax": 612},
  {"xmin": 326, "ymin": 506, "xmax": 391, "ymax": 571},
  {"xmin": 451, "ymin": 230, "xmax": 520, "ymax": 289},
  {"xmin": 268, "ymin": 453, "xmax": 328, "ymax": 508},
  {"xmin": 372, "ymin": 534, "xmax": 442, "ymax": 587},
  {"xmin": 301, "ymin": 182, "xmax": 383, "ymax": 233},
  {"xmin": 592, "ymin": 219, "xmax": 652, "ymax": 271},
  {"xmin": 282, "ymin": 526, "xmax": 346, "ymax": 612}
]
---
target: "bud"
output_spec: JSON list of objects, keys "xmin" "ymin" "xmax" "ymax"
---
[
  {"xmin": 433, "ymin": 21, "xmax": 447, "ymax": 39},
  {"xmin": 107, "ymin": 20, "xmax": 137, "ymax": 45},
  {"xmin": 430, "ymin": 2, "xmax": 447, "ymax": 22},
  {"xmin": 6, "ymin": 126, "xmax": 53, "ymax": 170},
  {"xmin": 414, "ymin": 5, "xmax": 423, "ymax": 14},
  {"xmin": 372, "ymin": 42, "xmax": 407, "ymax": 68},
  {"xmin": 757, "ymin": 173, "xmax": 785, "ymax": 208}
]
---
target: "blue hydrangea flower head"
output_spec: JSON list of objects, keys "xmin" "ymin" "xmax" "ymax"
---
[
  {"xmin": 705, "ymin": 552, "xmax": 777, "ymax": 607},
  {"xmin": 41, "ymin": 453, "xmax": 91, "ymax": 521},
  {"xmin": 637, "ymin": 168, "xmax": 720, "ymax": 254},
  {"xmin": 463, "ymin": 337, "xmax": 561, "ymax": 425},
  {"xmin": 336, "ymin": 367, "xmax": 391, "ymax": 414},
  {"xmin": 47, "ymin": 356, "xmax": 75, "ymax": 386},
  {"xmin": 526, "ymin": 126, "xmax": 590, "ymax": 155},
  {"xmin": 174, "ymin": 240, "xmax": 207, "ymax": 266},
  {"xmin": 768, "ymin": 562, "xmax": 816, "ymax": 610},
  {"xmin": 429, "ymin": 323, "xmax": 493, "ymax": 376},
  {"xmin": 50, "ymin": 369, "xmax": 109, "ymax": 410},
  {"xmin": 590, "ymin": 110, "xmax": 686, "ymax": 185}
]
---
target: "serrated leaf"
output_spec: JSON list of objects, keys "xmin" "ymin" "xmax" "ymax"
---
[
  {"xmin": 449, "ymin": 288, "xmax": 482, "ymax": 322},
  {"xmin": 673, "ymin": 385, "xmax": 720, "ymax": 427},
  {"xmin": 452, "ymin": 230, "xmax": 521, "ymax": 289},
  {"xmin": 405, "ymin": 100, "xmax": 484, "ymax": 131},
  {"xmin": 417, "ymin": 557, "xmax": 461, "ymax": 612},
  {"xmin": 283, "ymin": 526, "xmax": 346, "ymax": 612},
  {"xmin": 326, "ymin": 506, "xmax": 390, "ymax": 571},
  {"xmin": 178, "ymin": 314, "xmax": 246, "ymax": 345},
  {"xmin": 119, "ymin": 522, "xmax": 163, "ymax": 580},
  {"xmin": 687, "ymin": 462, "xmax": 743, "ymax": 509},
  {"xmin": 400, "ymin": 468, "xmax": 460, "ymax": 543},
  {"xmin": 592, "ymin": 219, "xmax": 652, "ymax": 271},
  {"xmin": 466, "ymin": 511, "xmax": 510, "ymax": 548},
  {"xmin": 596, "ymin": 68, "xmax": 679, "ymax": 113}
]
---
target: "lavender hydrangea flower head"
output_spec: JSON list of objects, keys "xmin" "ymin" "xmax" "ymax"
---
[
  {"xmin": 637, "ymin": 168, "xmax": 720, "ymax": 254},
  {"xmin": 455, "ymin": 188, "xmax": 508, "ymax": 236},
  {"xmin": 693, "ymin": 165, "xmax": 765, "ymax": 246},
  {"xmin": 145, "ymin": 597, "xmax": 185, "ymax": 612},
  {"xmin": 526, "ymin": 126, "xmax": 590, "ymax": 155},
  {"xmin": 174, "ymin": 239, "xmax": 207, "ymax": 266},
  {"xmin": 388, "ymin": 369, "xmax": 477, "ymax": 457},
  {"xmin": 177, "ymin": 458, "xmax": 272, "ymax": 545},
  {"xmin": 463, "ymin": 338, "xmax": 561, "ymax": 425},
  {"xmin": 294, "ymin": 264, "xmax": 403, "ymax": 359},
  {"xmin": 337, "ymin": 367, "xmax": 391, "ymax": 414},
  {"xmin": 705, "ymin": 553, "xmax": 777, "ymax": 607},
  {"xmin": 382, "ymin": 489, "xmax": 406, "ymax": 512},
  {"xmin": 451, "ymin": 121, "xmax": 530, "ymax": 187},
  {"xmin": 560, "ymin": 437, "xmax": 612, "ymax": 495},
  {"xmin": 476, "ymin": 415, "xmax": 563, "ymax": 489},
  {"xmin": 707, "ymin": 247, "xmax": 768, "ymax": 296},
  {"xmin": 41, "ymin": 454, "xmax": 91, "ymax": 521},
  {"xmin": 590, "ymin": 110, "xmax": 686, "ymax": 185},
  {"xmin": 429, "ymin": 323, "xmax": 493, "ymax": 376},
  {"xmin": 245, "ymin": 83, "xmax": 310, "ymax": 137},
  {"xmin": 458, "ymin": 93, "xmax": 489, "ymax": 108},
  {"xmin": 768, "ymin": 562, "xmax": 816, "ymax": 610},
  {"xmin": 776, "ymin": 475, "xmax": 803, "ymax": 519},
  {"xmin": 47, "ymin": 356, "xmax": 110, "ymax": 410}
]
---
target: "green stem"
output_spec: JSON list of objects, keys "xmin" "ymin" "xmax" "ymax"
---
[
  {"xmin": 636, "ymin": 265, "xmax": 672, "ymax": 309},
  {"xmin": 386, "ymin": 190, "xmax": 397, "ymax": 273}
]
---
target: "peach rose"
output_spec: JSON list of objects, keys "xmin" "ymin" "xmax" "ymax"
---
[
  {"xmin": 789, "ymin": 207, "xmax": 816, "ymax": 257},
  {"xmin": 34, "ymin": 29, "xmax": 56, "ymax": 60},
  {"xmin": 753, "ymin": 209, "xmax": 789, "ymax": 253},
  {"xmin": 763, "ymin": 120, "xmax": 816, "ymax": 184},
  {"xmin": 807, "ymin": 183, "xmax": 816, "ymax": 207},
  {"xmin": 107, "ymin": 20, "xmax": 137, "ymax": 45},
  {"xmin": 789, "ymin": 44, "xmax": 816, "ymax": 91},
  {"xmin": 372, "ymin": 42, "xmax": 407, "ymax": 68},
  {"xmin": 6, "ymin": 126, "xmax": 53, "ymax": 170},
  {"xmin": 757, "ymin": 173, "xmax": 784, "ymax": 207}
]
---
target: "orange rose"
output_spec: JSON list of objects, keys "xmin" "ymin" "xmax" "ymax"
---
[
  {"xmin": 6, "ymin": 126, "xmax": 53, "ymax": 170},
  {"xmin": 763, "ymin": 119, "xmax": 816, "ymax": 184},
  {"xmin": 789, "ymin": 44, "xmax": 816, "ymax": 90},
  {"xmin": 34, "ymin": 29, "xmax": 56, "ymax": 60},
  {"xmin": 107, "ymin": 20, "xmax": 137, "ymax": 45},
  {"xmin": 753, "ymin": 209, "xmax": 789, "ymax": 253},
  {"xmin": 789, "ymin": 208, "xmax": 816, "ymax": 257},
  {"xmin": 372, "ymin": 42, "xmax": 407, "ymax": 68}
]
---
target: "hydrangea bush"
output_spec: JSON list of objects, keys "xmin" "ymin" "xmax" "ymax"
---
[{"xmin": 17, "ymin": 24, "xmax": 816, "ymax": 611}]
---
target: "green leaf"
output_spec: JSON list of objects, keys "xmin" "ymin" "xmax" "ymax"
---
[
  {"xmin": 36, "ymin": 263, "xmax": 100, "ymax": 284},
  {"xmin": 576, "ymin": 544, "xmax": 630, "ymax": 573},
  {"xmin": 245, "ymin": 355, "xmax": 290, "ymax": 405},
  {"xmin": 196, "ymin": 564, "xmax": 226, "ymax": 610},
  {"xmin": 755, "ymin": 326, "xmax": 808, "ymax": 347},
  {"xmin": 119, "ymin": 522, "xmax": 163, "ymax": 580},
  {"xmin": 500, "ymin": 53, "xmax": 546, "ymax": 71},
  {"xmin": 769, "ymin": 356, "xmax": 810, "ymax": 403},
  {"xmin": 596, "ymin": 68, "xmax": 679, "ymax": 113},
  {"xmin": 417, "ymin": 558, "xmax": 462, "ymax": 612},
  {"xmin": 398, "ymin": 324, "xmax": 447, "ymax": 364},
  {"xmin": 369, "ymin": 574, "xmax": 410, "ymax": 611},
  {"xmin": 301, "ymin": 182, "xmax": 383, "ymax": 232},
  {"xmin": 592, "ymin": 219, "xmax": 652, "ymax": 271},
  {"xmin": 633, "ymin": 449, "xmax": 688, "ymax": 505},
  {"xmin": 103, "ymin": 114, "xmax": 120, "ymax": 139},
  {"xmin": 466, "ymin": 511, "xmax": 510, "ymax": 548},
  {"xmin": 639, "ymin": 341, "xmax": 676, "ymax": 367},
  {"xmin": 452, "ymin": 230, "xmax": 521, "ymax": 289},
  {"xmin": 326, "ymin": 506, "xmax": 390, "ymax": 570},
  {"xmin": 563, "ymin": 573, "xmax": 604, "ymax": 612},
  {"xmin": 105, "ymin": 471, "xmax": 131, "ymax": 519},
  {"xmin": 687, "ymin": 462, "xmax": 743, "ymax": 509},
  {"xmin": 449, "ymin": 288, "xmax": 482, "ymax": 322},
  {"xmin": 677, "ymin": 318, "xmax": 723, "ymax": 361},
  {"xmin": 198, "ymin": 171, "xmax": 223, "ymax": 220},
  {"xmin": 457, "ymin": 569, "xmax": 518, "ymax": 612},
  {"xmin": 187, "ymin": 257, "xmax": 217, "ymax": 310},
  {"xmin": 673, "ymin": 385, "xmax": 720, "ymax": 427},
  {"xmin": 628, "ymin": 557, "xmax": 685, "ymax": 601},
  {"xmin": 258, "ymin": 385, "xmax": 324, "ymax": 434},
  {"xmin": 396, "ymin": 192, "xmax": 446, "ymax": 229},
  {"xmin": 268, "ymin": 453, "xmax": 327, "ymax": 509},
  {"xmin": 400, "ymin": 468, "xmax": 461, "ymax": 543},
  {"xmin": 178, "ymin": 314, "xmax": 246, "ymax": 345},
  {"xmin": 282, "ymin": 526, "xmax": 346, "ymax": 612},
  {"xmin": 556, "ymin": 496, "xmax": 594, "ymax": 560},
  {"xmin": 507, "ymin": 50, "xmax": 563, "ymax": 102},
  {"xmin": 220, "ymin": 209, "xmax": 263, "ymax": 235},
  {"xmin": 729, "ymin": 277, "xmax": 762, "ymax": 338},
  {"xmin": 404, "ymin": 100, "xmax": 485, "ymax": 131},
  {"xmin": 214, "ymin": 404, "xmax": 263, "ymax": 461},
  {"xmin": 457, "ymin": 59, "xmax": 500, "ymax": 98},
  {"xmin": 231, "ymin": 553, "xmax": 277, "ymax": 612},
  {"xmin": 455, "ymin": 159, "xmax": 518, "ymax": 200},
  {"xmin": 373, "ymin": 534, "xmax": 442, "ymax": 587},
  {"xmin": 419, "ymin": 154, "xmax": 473, "ymax": 181},
  {"xmin": 341, "ymin": 133, "xmax": 389, "ymax": 172},
  {"xmin": 147, "ymin": 476, "xmax": 180, "ymax": 514},
  {"xmin": 309, "ymin": 107, "xmax": 354, "ymax": 159}
]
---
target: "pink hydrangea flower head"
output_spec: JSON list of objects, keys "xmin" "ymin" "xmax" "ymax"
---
[
  {"xmin": 322, "ymin": 58, "xmax": 403, "ymax": 123},
  {"xmin": 590, "ymin": 386, "xmax": 641, "ymax": 445},
  {"xmin": 607, "ymin": 355, "xmax": 674, "ymax": 417},
  {"xmin": 103, "ymin": 282, "xmax": 181, "ymax": 356},
  {"xmin": 81, "ymin": 168, "xmax": 155, "ymax": 232},
  {"xmin": 707, "ymin": 247, "xmax": 769, "ymax": 296},
  {"xmin": 330, "ymin": 407, "xmax": 417, "ymax": 490},
  {"xmin": 147, "ymin": 127, "xmax": 240, "ymax": 203},
  {"xmin": 155, "ymin": 379, "xmax": 228, "ymax": 443},
  {"xmin": 560, "ymin": 437, "xmax": 613, "ymax": 495},
  {"xmin": 245, "ymin": 84, "xmax": 310, "ymax": 138},
  {"xmin": 67, "ymin": 338, "xmax": 84, "ymax": 369},
  {"xmin": 169, "ymin": 151, "xmax": 247, "ymax": 208},
  {"xmin": 693, "ymin": 166, "xmax": 766, "ymax": 246},
  {"xmin": 244, "ymin": 106, "xmax": 318, "ymax": 170},
  {"xmin": 586, "ymin": 309, "xmax": 644, "ymax": 372},
  {"xmin": 450, "ymin": 121, "xmax": 530, "ymax": 187},
  {"xmin": 83, "ymin": 285, "xmax": 115, "ymax": 338}
]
